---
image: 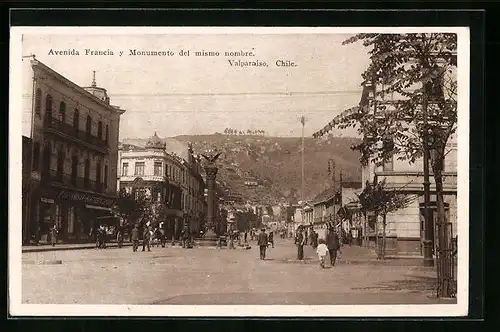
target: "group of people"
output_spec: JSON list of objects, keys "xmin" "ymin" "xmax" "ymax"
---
[
  {"xmin": 131, "ymin": 221, "xmax": 192, "ymax": 252},
  {"xmin": 295, "ymin": 225, "xmax": 342, "ymax": 268}
]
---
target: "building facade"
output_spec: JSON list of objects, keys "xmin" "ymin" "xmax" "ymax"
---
[
  {"xmin": 312, "ymin": 187, "xmax": 342, "ymax": 240},
  {"xmin": 22, "ymin": 60, "xmax": 125, "ymax": 244},
  {"xmin": 300, "ymin": 202, "xmax": 314, "ymax": 229},
  {"xmin": 357, "ymin": 77, "xmax": 458, "ymax": 255},
  {"xmin": 117, "ymin": 133, "xmax": 206, "ymax": 240}
]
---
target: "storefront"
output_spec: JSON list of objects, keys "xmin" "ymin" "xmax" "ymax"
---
[
  {"xmin": 163, "ymin": 209, "xmax": 184, "ymax": 241},
  {"xmin": 35, "ymin": 186, "xmax": 116, "ymax": 243}
]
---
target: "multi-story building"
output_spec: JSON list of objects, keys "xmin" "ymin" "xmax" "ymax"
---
[
  {"xmin": 22, "ymin": 59, "xmax": 125, "ymax": 243},
  {"xmin": 117, "ymin": 133, "xmax": 206, "ymax": 240},
  {"xmin": 22, "ymin": 136, "xmax": 36, "ymax": 244},
  {"xmin": 344, "ymin": 74, "xmax": 457, "ymax": 255},
  {"xmin": 296, "ymin": 201, "xmax": 314, "ymax": 231},
  {"xmin": 302, "ymin": 202, "xmax": 314, "ymax": 229},
  {"xmin": 312, "ymin": 187, "xmax": 341, "ymax": 240}
]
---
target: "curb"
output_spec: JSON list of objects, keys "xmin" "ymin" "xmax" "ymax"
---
[
  {"xmin": 22, "ymin": 243, "xmax": 133, "ymax": 253},
  {"xmin": 24, "ymin": 259, "xmax": 63, "ymax": 265}
]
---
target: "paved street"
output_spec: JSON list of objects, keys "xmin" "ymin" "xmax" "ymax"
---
[{"xmin": 22, "ymin": 239, "xmax": 455, "ymax": 305}]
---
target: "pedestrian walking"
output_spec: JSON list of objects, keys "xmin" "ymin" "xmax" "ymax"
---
[
  {"xmin": 131, "ymin": 224, "xmax": 139, "ymax": 252},
  {"xmin": 98, "ymin": 225, "xmax": 106, "ymax": 249},
  {"xmin": 142, "ymin": 223, "xmax": 151, "ymax": 252},
  {"xmin": 295, "ymin": 226, "xmax": 305, "ymax": 260},
  {"xmin": 257, "ymin": 228, "xmax": 268, "ymax": 260},
  {"xmin": 116, "ymin": 227, "xmax": 123, "ymax": 248},
  {"xmin": 159, "ymin": 221, "xmax": 166, "ymax": 247},
  {"xmin": 244, "ymin": 231, "xmax": 248, "ymax": 244},
  {"xmin": 316, "ymin": 239, "xmax": 329, "ymax": 268},
  {"xmin": 326, "ymin": 226, "xmax": 341, "ymax": 266},
  {"xmin": 181, "ymin": 225, "xmax": 190, "ymax": 248},
  {"xmin": 311, "ymin": 230, "xmax": 319, "ymax": 249},
  {"xmin": 268, "ymin": 231, "xmax": 274, "ymax": 248},
  {"xmin": 50, "ymin": 224, "xmax": 58, "ymax": 247}
]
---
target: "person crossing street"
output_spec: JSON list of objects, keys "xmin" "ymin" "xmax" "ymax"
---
[
  {"xmin": 142, "ymin": 222, "xmax": 151, "ymax": 252},
  {"xmin": 295, "ymin": 226, "xmax": 306, "ymax": 260},
  {"xmin": 131, "ymin": 224, "xmax": 139, "ymax": 252},
  {"xmin": 326, "ymin": 225, "xmax": 341, "ymax": 266},
  {"xmin": 257, "ymin": 228, "xmax": 269, "ymax": 260}
]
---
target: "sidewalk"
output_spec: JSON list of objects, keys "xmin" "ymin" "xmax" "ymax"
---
[
  {"xmin": 22, "ymin": 240, "xmax": 243, "ymax": 253},
  {"xmin": 22, "ymin": 242, "xmax": 132, "ymax": 253}
]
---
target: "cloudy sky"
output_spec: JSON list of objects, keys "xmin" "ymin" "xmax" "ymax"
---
[{"xmin": 21, "ymin": 30, "xmax": 371, "ymax": 139}]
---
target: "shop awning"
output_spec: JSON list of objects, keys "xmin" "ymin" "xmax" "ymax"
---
[{"xmin": 86, "ymin": 205, "xmax": 112, "ymax": 211}]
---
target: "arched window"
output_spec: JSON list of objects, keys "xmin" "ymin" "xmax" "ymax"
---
[
  {"xmin": 86, "ymin": 115, "xmax": 92, "ymax": 135},
  {"xmin": 45, "ymin": 94, "xmax": 53, "ymax": 119},
  {"xmin": 73, "ymin": 109, "xmax": 80, "ymax": 129},
  {"xmin": 97, "ymin": 121, "xmax": 103, "ymax": 139},
  {"xmin": 105, "ymin": 125, "xmax": 109, "ymax": 144},
  {"xmin": 34, "ymin": 88, "xmax": 42, "ymax": 116},
  {"xmin": 59, "ymin": 101, "xmax": 66, "ymax": 123}
]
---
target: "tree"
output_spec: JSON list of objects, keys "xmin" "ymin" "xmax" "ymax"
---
[
  {"xmin": 315, "ymin": 33, "xmax": 457, "ymax": 265},
  {"xmin": 116, "ymin": 188, "xmax": 148, "ymax": 226},
  {"xmin": 357, "ymin": 179, "xmax": 411, "ymax": 259}
]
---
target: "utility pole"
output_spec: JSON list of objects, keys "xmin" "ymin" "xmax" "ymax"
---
[
  {"xmin": 300, "ymin": 116, "xmax": 305, "ymax": 203},
  {"xmin": 422, "ymin": 84, "xmax": 434, "ymax": 267}
]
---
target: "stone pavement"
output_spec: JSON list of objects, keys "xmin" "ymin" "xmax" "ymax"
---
[{"xmin": 21, "ymin": 238, "xmax": 455, "ymax": 305}]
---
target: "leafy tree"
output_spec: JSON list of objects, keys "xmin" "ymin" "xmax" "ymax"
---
[
  {"xmin": 357, "ymin": 179, "xmax": 411, "ymax": 259},
  {"xmin": 116, "ymin": 188, "xmax": 148, "ymax": 227},
  {"xmin": 318, "ymin": 33, "xmax": 456, "ymax": 259}
]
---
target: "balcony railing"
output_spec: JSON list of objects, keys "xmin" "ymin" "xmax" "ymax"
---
[
  {"xmin": 44, "ymin": 115, "xmax": 109, "ymax": 154},
  {"xmin": 41, "ymin": 169, "xmax": 106, "ymax": 193}
]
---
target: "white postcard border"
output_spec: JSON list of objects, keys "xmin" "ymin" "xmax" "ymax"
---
[{"xmin": 9, "ymin": 26, "xmax": 470, "ymax": 317}]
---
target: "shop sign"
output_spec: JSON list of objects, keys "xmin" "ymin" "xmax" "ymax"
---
[
  {"xmin": 40, "ymin": 197, "xmax": 55, "ymax": 204},
  {"xmin": 58, "ymin": 191, "xmax": 114, "ymax": 207}
]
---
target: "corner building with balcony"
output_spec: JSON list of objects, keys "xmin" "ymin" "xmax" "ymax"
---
[
  {"xmin": 117, "ymin": 134, "xmax": 206, "ymax": 241},
  {"xmin": 22, "ymin": 60, "xmax": 125, "ymax": 243},
  {"xmin": 329, "ymin": 71, "xmax": 457, "ymax": 256}
]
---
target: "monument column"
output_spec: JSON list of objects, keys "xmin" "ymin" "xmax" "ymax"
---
[
  {"xmin": 204, "ymin": 165, "xmax": 218, "ymax": 236},
  {"xmin": 196, "ymin": 149, "xmax": 222, "ymax": 246}
]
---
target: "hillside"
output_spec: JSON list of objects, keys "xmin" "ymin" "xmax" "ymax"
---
[{"xmin": 122, "ymin": 134, "xmax": 362, "ymax": 205}]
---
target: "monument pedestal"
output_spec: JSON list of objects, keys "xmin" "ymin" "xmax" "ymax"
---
[{"xmin": 196, "ymin": 229, "xmax": 218, "ymax": 247}]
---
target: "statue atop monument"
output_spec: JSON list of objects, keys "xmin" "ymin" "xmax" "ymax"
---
[{"xmin": 201, "ymin": 148, "xmax": 222, "ymax": 165}]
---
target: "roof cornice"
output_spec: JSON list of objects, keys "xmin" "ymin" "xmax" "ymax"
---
[{"xmin": 31, "ymin": 59, "xmax": 126, "ymax": 115}]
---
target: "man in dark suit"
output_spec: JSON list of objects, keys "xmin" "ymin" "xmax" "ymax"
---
[
  {"xmin": 257, "ymin": 228, "xmax": 269, "ymax": 260},
  {"xmin": 295, "ymin": 226, "xmax": 306, "ymax": 260},
  {"xmin": 325, "ymin": 226, "xmax": 340, "ymax": 266},
  {"xmin": 131, "ymin": 224, "xmax": 139, "ymax": 252},
  {"xmin": 142, "ymin": 222, "xmax": 151, "ymax": 252}
]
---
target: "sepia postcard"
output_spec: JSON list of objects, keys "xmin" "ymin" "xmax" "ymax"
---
[{"xmin": 9, "ymin": 26, "xmax": 469, "ymax": 317}]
